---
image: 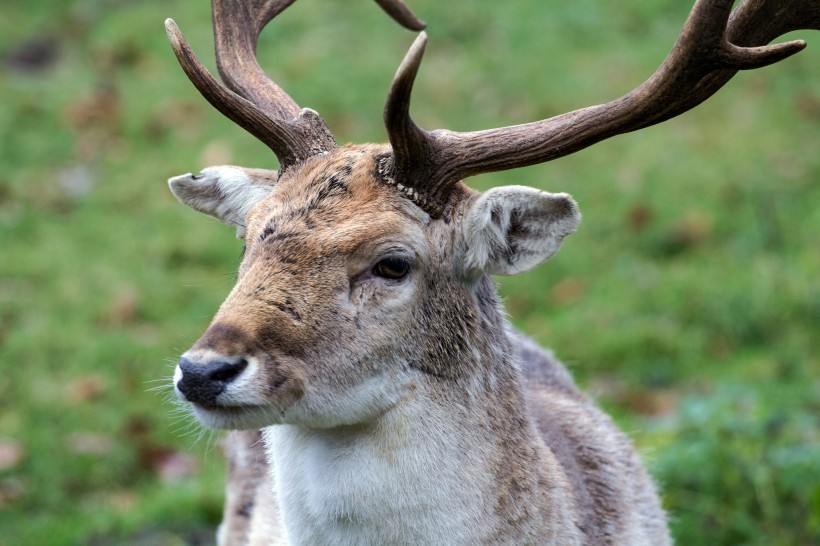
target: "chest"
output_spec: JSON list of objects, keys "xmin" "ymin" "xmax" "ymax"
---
[{"xmin": 263, "ymin": 423, "xmax": 492, "ymax": 546}]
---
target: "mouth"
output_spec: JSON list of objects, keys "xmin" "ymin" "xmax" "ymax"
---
[{"xmin": 189, "ymin": 402, "xmax": 283, "ymax": 430}]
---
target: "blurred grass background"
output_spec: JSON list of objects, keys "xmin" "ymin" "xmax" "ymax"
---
[{"xmin": 0, "ymin": 0, "xmax": 818, "ymax": 544}]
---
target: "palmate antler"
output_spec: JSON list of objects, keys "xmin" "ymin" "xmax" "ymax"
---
[{"xmin": 167, "ymin": 0, "xmax": 817, "ymax": 216}]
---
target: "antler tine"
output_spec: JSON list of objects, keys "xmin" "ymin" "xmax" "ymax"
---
[
  {"xmin": 212, "ymin": 0, "xmax": 302, "ymax": 121},
  {"xmin": 384, "ymin": 0, "xmax": 818, "ymax": 217},
  {"xmin": 167, "ymin": 2, "xmax": 335, "ymax": 172},
  {"xmin": 168, "ymin": 0, "xmax": 426, "ymax": 172},
  {"xmin": 374, "ymin": 0, "xmax": 427, "ymax": 31},
  {"xmin": 214, "ymin": 0, "xmax": 425, "ymax": 116},
  {"xmin": 383, "ymin": 33, "xmax": 448, "ymax": 215},
  {"xmin": 166, "ymin": 18, "xmax": 331, "ymax": 170}
]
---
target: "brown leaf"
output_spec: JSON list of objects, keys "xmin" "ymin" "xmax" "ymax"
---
[
  {"xmin": 5, "ymin": 37, "xmax": 60, "ymax": 73},
  {"xmin": 65, "ymin": 85, "xmax": 121, "ymax": 131},
  {"xmin": 620, "ymin": 387, "xmax": 680, "ymax": 417},
  {"xmin": 105, "ymin": 287, "xmax": 139, "ymax": 326},
  {"xmin": 0, "ymin": 439, "xmax": 24, "ymax": 471},
  {"xmin": 67, "ymin": 432, "xmax": 115, "ymax": 455},
  {"xmin": 550, "ymin": 278, "xmax": 585, "ymax": 307},
  {"xmin": 155, "ymin": 452, "xmax": 198, "ymax": 484},
  {"xmin": 587, "ymin": 375, "xmax": 629, "ymax": 400},
  {"xmin": 67, "ymin": 374, "xmax": 106, "ymax": 403},
  {"xmin": 625, "ymin": 204, "xmax": 653, "ymax": 232},
  {"xmin": 0, "ymin": 478, "xmax": 26, "ymax": 508},
  {"xmin": 106, "ymin": 489, "xmax": 138, "ymax": 512},
  {"xmin": 200, "ymin": 140, "xmax": 234, "ymax": 166},
  {"xmin": 668, "ymin": 210, "xmax": 714, "ymax": 248},
  {"xmin": 796, "ymin": 93, "xmax": 820, "ymax": 121},
  {"xmin": 126, "ymin": 416, "xmax": 178, "ymax": 477},
  {"xmin": 588, "ymin": 376, "xmax": 680, "ymax": 417},
  {"xmin": 144, "ymin": 100, "xmax": 203, "ymax": 140},
  {"xmin": 123, "ymin": 417, "xmax": 199, "ymax": 482}
]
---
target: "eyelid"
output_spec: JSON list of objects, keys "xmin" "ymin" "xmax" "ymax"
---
[
  {"xmin": 370, "ymin": 253, "xmax": 417, "ymax": 278},
  {"xmin": 347, "ymin": 240, "xmax": 422, "ymax": 281},
  {"xmin": 373, "ymin": 256, "xmax": 411, "ymax": 279},
  {"xmin": 371, "ymin": 243, "xmax": 416, "ymax": 262}
]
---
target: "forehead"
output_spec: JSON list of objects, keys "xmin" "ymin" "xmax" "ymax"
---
[{"xmin": 245, "ymin": 144, "xmax": 429, "ymax": 250}]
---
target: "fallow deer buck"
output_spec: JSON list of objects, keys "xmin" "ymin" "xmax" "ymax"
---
[{"xmin": 165, "ymin": 0, "xmax": 818, "ymax": 544}]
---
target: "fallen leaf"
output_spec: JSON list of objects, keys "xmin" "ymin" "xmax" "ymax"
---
[
  {"xmin": 105, "ymin": 287, "xmax": 140, "ymax": 326},
  {"xmin": 0, "ymin": 478, "xmax": 26, "ymax": 508},
  {"xmin": 200, "ymin": 140, "xmax": 233, "ymax": 166},
  {"xmin": 67, "ymin": 432, "xmax": 115, "ymax": 455},
  {"xmin": 587, "ymin": 375, "xmax": 630, "ymax": 400},
  {"xmin": 144, "ymin": 100, "xmax": 203, "ymax": 140},
  {"xmin": 668, "ymin": 210, "xmax": 714, "ymax": 248},
  {"xmin": 65, "ymin": 85, "xmax": 120, "ymax": 130},
  {"xmin": 156, "ymin": 452, "xmax": 199, "ymax": 484},
  {"xmin": 588, "ymin": 376, "xmax": 680, "ymax": 417},
  {"xmin": 550, "ymin": 278, "xmax": 585, "ymax": 307},
  {"xmin": 0, "ymin": 440, "xmax": 23, "ymax": 471},
  {"xmin": 67, "ymin": 374, "xmax": 106, "ymax": 403},
  {"xmin": 796, "ymin": 93, "xmax": 820, "ymax": 121},
  {"xmin": 106, "ymin": 489, "xmax": 138, "ymax": 512},
  {"xmin": 625, "ymin": 204, "xmax": 653, "ymax": 232},
  {"xmin": 5, "ymin": 37, "xmax": 60, "ymax": 73},
  {"xmin": 621, "ymin": 387, "xmax": 680, "ymax": 417}
]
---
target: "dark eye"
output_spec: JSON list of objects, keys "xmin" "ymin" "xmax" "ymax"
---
[{"xmin": 373, "ymin": 257, "xmax": 411, "ymax": 280}]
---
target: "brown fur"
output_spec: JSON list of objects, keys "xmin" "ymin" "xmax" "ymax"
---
[
  {"xmin": 217, "ymin": 330, "xmax": 668, "ymax": 545},
  {"xmin": 172, "ymin": 144, "xmax": 670, "ymax": 545}
]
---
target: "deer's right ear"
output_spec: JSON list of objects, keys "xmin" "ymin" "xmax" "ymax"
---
[{"xmin": 168, "ymin": 166, "xmax": 277, "ymax": 239}]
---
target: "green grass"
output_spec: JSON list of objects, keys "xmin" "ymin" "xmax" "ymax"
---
[{"xmin": 1, "ymin": 0, "xmax": 818, "ymax": 544}]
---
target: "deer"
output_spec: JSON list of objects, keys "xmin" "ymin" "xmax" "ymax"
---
[{"xmin": 163, "ymin": 0, "xmax": 818, "ymax": 544}]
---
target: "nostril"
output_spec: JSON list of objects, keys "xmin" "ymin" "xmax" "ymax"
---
[
  {"xmin": 176, "ymin": 356, "xmax": 248, "ymax": 406},
  {"xmin": 208, "ymin": 358, "xmax": 248, "ymax": 383}
]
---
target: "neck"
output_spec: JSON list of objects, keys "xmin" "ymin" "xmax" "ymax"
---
[{"xmin": 263, "ymin": 335, "xmax": 580, "ymax": 545}]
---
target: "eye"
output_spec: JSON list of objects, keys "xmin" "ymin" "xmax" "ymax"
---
[{"xmin": 372, "ymin": 257, "xmax": 411, "ymax": 280}]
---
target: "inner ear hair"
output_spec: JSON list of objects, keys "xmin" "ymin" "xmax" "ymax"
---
[
  {"xmin": 462, "ymin": 186, "xmax": 581, "ymax": 277},
  {"xmin": 168, "ymin": 166, "xmax": 278, "ymax": 237}
]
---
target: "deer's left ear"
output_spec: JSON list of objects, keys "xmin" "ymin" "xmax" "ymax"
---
[
  {"xmin": 460, "ymin": 186, "xmax": 581, "ymax": 276},
  {"xmin": 168, "ymin": 166, "xmax": 277, "ymax": 239}
]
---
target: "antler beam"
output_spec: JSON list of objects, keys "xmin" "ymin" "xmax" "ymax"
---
[
  {"xmin": 385, "ymin": 0, "xmax": 820, "ymax": 217},
  {"xmin": 166, "ymin": 0, "xmax": 425, "ymax": 172}
]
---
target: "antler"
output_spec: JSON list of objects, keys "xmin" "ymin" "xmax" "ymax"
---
[
  {"xmin": 166, "ymin": 0, "xmax": 424, "ymax": 172},
  {"xmin": 385, "ymin": 0, "xmax": 820, "ymax": 217}
]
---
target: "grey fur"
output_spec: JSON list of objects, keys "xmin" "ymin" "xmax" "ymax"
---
[
  {"xmin": 170, "ymin": 150, "xmax": 671, "ymax": 545},
  {"xmin": 217, "ymin": 329, "xmax": 669, "ymax": 545}
]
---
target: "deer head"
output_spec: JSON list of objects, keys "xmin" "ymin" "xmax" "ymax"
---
[{"xmin": 167, "ymin": 0, "xmax": 818, "ymax": 430}]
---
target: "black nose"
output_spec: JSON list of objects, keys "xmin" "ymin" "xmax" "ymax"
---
[{"xmin": 176, "ymin": 356, "xmax": 248, "ymax": 405}]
